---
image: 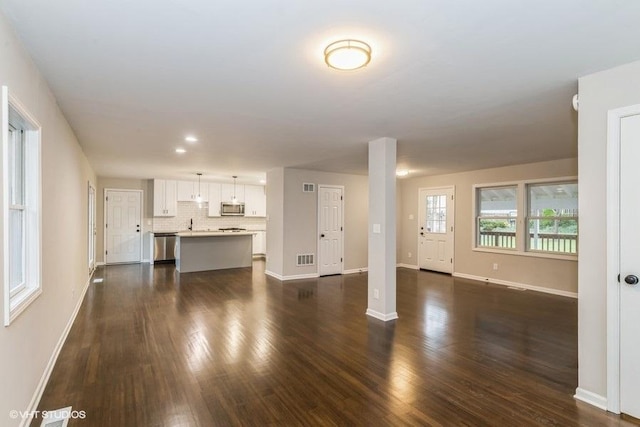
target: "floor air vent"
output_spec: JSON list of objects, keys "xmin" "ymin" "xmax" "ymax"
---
[
  {"xmin": 40, "ymin": 406, "xmax": 73, "ymax": 427},
  {"xmin": 302, "ymin": 183, "xmax": 315, "ymax": 192},
  {"xmin": 296, "ymin": 253, "xmax": 315, "ymax": 266}
]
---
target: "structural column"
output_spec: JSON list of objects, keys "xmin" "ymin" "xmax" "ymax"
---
[{"xmin": 366, "ymin": 137, "xmax": 398, "ymax": 321}]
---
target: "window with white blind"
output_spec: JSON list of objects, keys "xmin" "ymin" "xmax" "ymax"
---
[{"xmin": 3, "ymin": 86, "xmax": 42, "ymax": 326}]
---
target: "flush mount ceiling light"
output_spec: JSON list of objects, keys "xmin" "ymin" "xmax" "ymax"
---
[
  {"xmin": 175, "ymin": 148, "xmax": 186, "ymax": 154},
  {"xmin": 185, "ymin": 135, "xmax": 198, "ymax": 142},
  {"xmin": 396, "ymin": 170, "xmax": 409, "ymax": 177},
  {"xmin": 324, "ymin": 39, "xmax": 371, "ymax": 71}
]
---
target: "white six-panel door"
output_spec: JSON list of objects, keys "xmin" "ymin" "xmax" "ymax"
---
[
  {"xmin": 318, "ymin": 186, "xmax": 343, "ymax": 276},
  {"xmin": 618, "ymin": 113, "xmax": 640, "ymax": 419},
  {"xmin": 418, "ymin": 187, "xmax": 454, "ymax": 274},
  {"xmin": 105, "ymin": 190, "xmax": 142, "ymax": 264}
]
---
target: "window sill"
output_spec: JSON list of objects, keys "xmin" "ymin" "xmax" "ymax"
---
[
  {"xmin": 5, "ymin": 286, "xmax": 42, "ymax": 326},
  {"xmin": 472, "ymin": 247, "xmax": 578, "ymax": 261}
]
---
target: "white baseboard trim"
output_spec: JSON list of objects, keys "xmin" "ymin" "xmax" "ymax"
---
[
  {"xmin": 96, "ymin": 261, "xmax": 105, "ymax": 267},
  {"xmin": 265, "ymin": 270, "xmax": 319, "ymax": 281},
  {"xmin": 265, "ymin": 270, "xmax": 283, "ymax": 280},
  {"xmin": 142, "ymin": 258, "xmax": 150, "ymax": 263},
  {"xmin": 574, "ymin": 388, "xmax": 608, "ymax": 411},
  {"xmin": 397, "ymin": 263, "xmax": 419, "ymax": 270},
  {"xmin": 366, "ymin": 309, "xmax": 399, "ymax": 322},
  {"xmin": 343, "ymin": 268, "xmax": 368, "ymax": 275},
  {"xmin": 452, "ymin": 272, "xmax": 578, "ymax": 298},
  {"xmin": 20, "ymin": 275, "xmax": 91, "ymax": 427}
]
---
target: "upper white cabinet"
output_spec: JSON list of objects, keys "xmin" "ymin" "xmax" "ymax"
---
[
  {"xmin": 153, "ymin": 179, "xmax": 177, "ymax": 217},
  {"xmin": 221, "ymin": 183, "xmax": 245, "ymax": 203},
  {"xmin": 208, "ymin": 183, "xmax": 222, "ymax": 217},
  {"xmin": 245, "ymin": 185, "xmax": 266, "ymax": 217},
  {"xmin": 177, "ymin": 180, "xmax": 209, "ymax": 202}
]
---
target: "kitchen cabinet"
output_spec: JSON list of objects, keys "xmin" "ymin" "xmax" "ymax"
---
[
  {"xmin": 252, "ymin": 231, "xmax": 266, "ymax": 255},
  {"xmin": 208, "ymin": 183, "xmax": 222, "ymax": 217},
  {"xmin": 245, "ymin": 185, "xmax": 266, "ymax": 217},
  {"xmin": 221, "ymin": 183, "xmax": 244, "ymax": 203},
  {"xmin": 177, "ymin": 180, "xmax": 209, "ymax": 202},
  {"xmin": 153, "ymin": 179, "xmax": 177, "ymax": 217}
]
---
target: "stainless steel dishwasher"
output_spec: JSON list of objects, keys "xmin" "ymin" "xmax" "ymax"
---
[{"xmin": 154, "ymin": 232, "xmax": 177, "ymax": 263}]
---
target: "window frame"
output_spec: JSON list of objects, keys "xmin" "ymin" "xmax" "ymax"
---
[
  {"xmin": 472, "ymin": 177, "xmax": 578, "ymax": 261},
  {"xmin": 476, "ymin": 185, "xmax": 519, "ymax": 251},
  {"xmin": 526, "ymin": 181, "xmax": 578, "ymax": 255},
  {"xmin": 3, "ymin": 86, "xmax": 42, "ymax": 326}
]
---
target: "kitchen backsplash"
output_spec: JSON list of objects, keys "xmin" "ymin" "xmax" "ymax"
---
[{"xmin": 153, "ymin": 202, "xmax": 266, "ymax": 232}]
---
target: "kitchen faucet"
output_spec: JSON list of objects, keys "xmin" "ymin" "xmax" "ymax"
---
[{"xmin": 188, "ymin": 218, "xmax": 193, "ymax": 231}]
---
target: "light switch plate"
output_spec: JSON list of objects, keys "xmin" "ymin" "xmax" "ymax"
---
[{"xmin": 373, "ymin": 224, "xmax": 381, "ymax": 233}]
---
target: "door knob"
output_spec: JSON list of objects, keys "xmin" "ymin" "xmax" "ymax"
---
[{"xmin": 624, "ymin": 275, "xmax": 639, "ymax": 285}]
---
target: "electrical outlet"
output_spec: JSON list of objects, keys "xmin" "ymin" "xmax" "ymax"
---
[
  {"xmin": 493, "ymin": 263, "xmax": 498, "ymax": 271},
  {"xmin": 408, "ymin": 252, "xmax": 412, "ymax": 258},
  {"xmin": 409, "ymin": 214, "xmax": 414, "ymax": 220},
  {"xmin": 374, "ymin": 289, "xmax": 379, "ymax": 299}
]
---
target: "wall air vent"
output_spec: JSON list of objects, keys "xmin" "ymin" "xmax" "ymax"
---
[
  {"xmin": 302, "ymin": 183, "xmax": 315, "ymax": 193},
  {"xmin": 296, "ymin": 253, "xmax": 315, "ymax": 266}
]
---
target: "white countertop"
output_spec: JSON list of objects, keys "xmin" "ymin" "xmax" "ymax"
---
[{"xmin": 176, "ymin": 231, "xmax": 255, "ymax": 237}]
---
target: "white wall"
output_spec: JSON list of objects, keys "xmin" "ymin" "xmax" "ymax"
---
[
  {"xmin": 266, "ymin": 168, "xmax": 284, "ymax": 276},
  {"xmin": 282, "ymin": 168, "xmax": 368, "ymax": 277},
  {"xmin": 0, "ymin": 11, "xmax": 96, "ymax": 427},
  {"xmin": 577, "ymin": 59, "xmax": 640, "ymax": 401},
  {"xmin": 96, "ymin": 177, "xmax": 153, "ymax": 263},
  {"xmin": 266, "ymin": 168, "xmax": 368, "ymax": 278},
  {"xmin": 398, "ymin": 158, "xmax": 578, "ymax": 294}
]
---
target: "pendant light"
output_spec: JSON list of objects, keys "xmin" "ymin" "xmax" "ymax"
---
[
  {"xmin": 195, "ymin": 173, "xmax": 203, "ymax": 203},
  {"xmin": 232, "ymin": 176, "xmax": 238, "ymax": 204}
]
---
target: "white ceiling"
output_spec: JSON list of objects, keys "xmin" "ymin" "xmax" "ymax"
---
[{"xmin": 2, "ymin": 0, "xmax": 640, "ymax": 183}]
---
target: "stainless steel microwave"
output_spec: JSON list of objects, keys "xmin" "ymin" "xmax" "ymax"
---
[{"xmin": 221, "ymin": 202, "xmax": 245, "ymax": 216}]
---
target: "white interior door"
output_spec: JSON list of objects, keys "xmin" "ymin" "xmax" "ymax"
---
[
  {"xmin": 618, "ymin": 113, "xmax": 640, "ymax": 419},
  {"xmin": 88, "ymin": 183, "xmax": 96, "ymax": 272},
  {"xmin": 418, "ymin": 187, "xmax": 454, "ymax": 273},
  {"xmin": 318, "ymin": 186, "xmax": 343, "ymax": 276},
  {"xmin": 105, "ymin": 190, "xmax": 142, "ymax": 264}
]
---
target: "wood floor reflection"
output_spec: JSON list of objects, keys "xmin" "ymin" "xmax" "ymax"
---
[{"xmin": 36, "ymin": 261, "xmax": 630, "ymax": 426}]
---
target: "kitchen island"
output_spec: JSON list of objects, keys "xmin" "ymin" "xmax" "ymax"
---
[{"xmin": 175, "ymin": 231, "xmax": 254, "ymax": 273}]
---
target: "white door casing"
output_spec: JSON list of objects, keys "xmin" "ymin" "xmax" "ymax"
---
[
  {"xmin": 105, "ymin": 189, "xmax": 142, "ymax": 264},
  {"xmin": 606, "ymin": 105, "xmax": 640, "ymax": 418},
  {"xmin": 418, "ymin": 187, "xmax": 454, "ymax": 274},
  {"xmin": 318, "ymin": 186, "xmax": 343, "ymax": 276}
]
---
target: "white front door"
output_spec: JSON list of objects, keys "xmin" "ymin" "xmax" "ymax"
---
[
  {"xmin": 105, "ymin": 190, "xmax": 142, "ymax": 264},
  {"xmin": 618, "ymin": 112, "xmax": 640, "ymax": 419},
  {"xmin": 418, "ymin": 187, "xmax": 454, "ymax": 273},
  {"xmin": 318, "ymin": 186, "xmax": 343, "ymax": 276}
]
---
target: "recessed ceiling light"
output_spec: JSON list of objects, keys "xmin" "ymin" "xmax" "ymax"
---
[
  {"xmin": 396, "ymin": 170, "xmax": 409, "ymax": 177},
  {"xmin": 324, "ymin": 39, "xmax": 372, "ymax": 71},
  {"xmin": 259, "ymin": 179, "xmax": 267, "ymax": 184},
  {"xmin": 185, "ymin": 136, "xmax": 198, "ymax": 142},
  {"xmin": 175, "ymin": 148, "xmax": 186, "ymax": 154}
]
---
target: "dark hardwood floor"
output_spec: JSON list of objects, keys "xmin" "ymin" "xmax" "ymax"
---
[{"xmin": 35, "ymin": 261, "xmax": 631, "ymax": 426}]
